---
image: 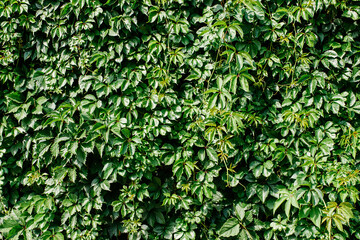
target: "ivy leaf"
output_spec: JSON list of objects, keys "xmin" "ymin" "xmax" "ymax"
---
[
  {"xmin": 102, "ymin": 163, "xmax": 114, "ymax": 179},
  {"xmin": 219, "ymin": 218, "xmax": 240, "ymax": 237},
  {"xmin": 273, "ymin": 197, "xmax": 287, "ymax": 214},
  {"xmin": 54, "ymin": 233, "xmax": 65, "ymax": 240},
  {"xmin": 206, "ymin": 147, "xmax": 218, "ymax": 161},
  {"xmin": 240, "ymin": 77, "xmax": 249, "ymax": 92},
  {"xmin": 68, "ymin": 168, "xmax": 77, "ymax": 183},
  {"xmin": 257, "ymin": 185, "xmax": 269, "ymax": 203},
  {"xmin": 322, "ymin": 50, "xmax": 338, "ymax": 58},
  {"xmin": 310, "ymin": 207, "xmax": 321, "ymax": 228}
]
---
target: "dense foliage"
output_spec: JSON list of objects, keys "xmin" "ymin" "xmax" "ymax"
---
[{"xmin": 1, "ymin": 0, "xmax": 360, "ymax": 239}]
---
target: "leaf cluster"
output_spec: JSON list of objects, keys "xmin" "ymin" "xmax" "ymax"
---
[{"xmin": 1, "ymin": 0, "xmax": 360, "ymax": 239}]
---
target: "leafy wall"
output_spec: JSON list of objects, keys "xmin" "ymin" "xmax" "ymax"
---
[{"xmin": 1, "ymin": 0, "xmax": 360, "ymax": 239}]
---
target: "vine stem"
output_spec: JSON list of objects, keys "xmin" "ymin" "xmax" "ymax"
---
[{"xmin": 239, "ymin": 221, "xmax": 253, "ymax": 240}]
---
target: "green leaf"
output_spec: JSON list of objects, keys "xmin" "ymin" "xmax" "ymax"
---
[
  {"xmin": 333, "ymin": 216, "xmax": 343, "ymax": 232},
  {"xmin": 273, "ymin": 197, "xmax": 287, "ymax": 214},
  {"xmin": 305, "ymin": 32, "xmax": 317, "ymax": 48},
  {"xmin": 102, "ymin": 163, "xmax": 114, "ymax": 179},
  {"xmin": 236, "ymin": 54, "xmax": 243, "ymax": 69},
  {"xmin": 299, "ymin": 205, "xmax": 310, "ymax": 219},
  {"xmin": 208, "ymin": 94, "xmax": 218, "ymax": 109},
  {"xmin": 198, "ymin": 149, "xmax": 205, "ymax": 161},
  {"xmin": 206, "ymin": 147, "xmax": 218, "ymax": 161},
  {"xmin": 120, "ymin": 142, "xmax": 129, "ymax": 155},
  {"xmin": 155, "ymin": 211, "xmax": 165, "ymax": 224},
  {"xmin": 257, "ymin": 185, "xmax": 269, "ymax": 203},
  {"xmin": 234, "ymin": 203, "xmax": 246, "ymax": 220},
  {"xmin": 285, "ymin": 199, "xmax": 291, "ymax": 217},
  {"xmin": 0, "ymin": 220, "xmax": 19, "ymax": 232},
  {"xmin": 309, "ymin": 207, "xmax": 321, "ymax": 228},
  {"xmin": 76, "ymin": 147, "xmax": 86, "ymax": 164},
  {"xmin": 219, "ymin": 218, "xmax": 240, "ymax": 237},
  {"xmin": 54, "ymin": 233, "xmax": 65, "ymax": 240},
  {"xmin": 322, "ymin": 50, "xmax": 337, "ymax": 58},
  {"xmin": 100, "ymin": 180, "xmax": 111, "ymax": 191},
  {"xmin": 7, "ymin": 225, "xmax": 23, "ymax": 239},
  {"xmin": 68, "ymin": 168, "xmax": 77, "ymax": 183},
  {"xmin": 240, "ymin": 76, "xmax": 249, "ymax": 92},
  {"xmin": 50, "ymin": 142, "xmax": 59, "ymax": 157}
]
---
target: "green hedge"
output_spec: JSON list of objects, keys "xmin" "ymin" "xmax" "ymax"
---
[{"xmin": 1, "ymin": 0, "xmax": 360, "ymax": 239}]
